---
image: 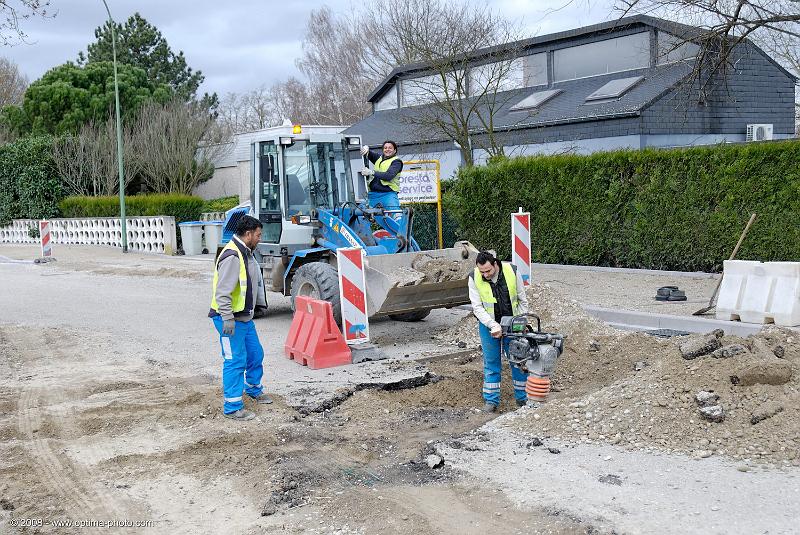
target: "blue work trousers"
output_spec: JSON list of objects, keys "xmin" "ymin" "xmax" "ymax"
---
[
  {"xmin": 368, "ymin": 191, "xmax": 400, "ymax": 210},
  {"xmin": 478, "ymin": 322, "xmax": 528, "ymax": 406},
  {"xmin": 211, "ymin": 317, "xmax": 264, "ymax": 414}
]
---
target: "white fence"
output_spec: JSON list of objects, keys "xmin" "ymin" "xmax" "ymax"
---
[{"xmin": 0, "ymin": 217, "xmax": 178, "ymax": 255}]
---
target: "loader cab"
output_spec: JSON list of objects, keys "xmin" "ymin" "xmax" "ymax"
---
[{"xmin": 251, "ymin": 128, "xmax": 360, "ymax": 251}]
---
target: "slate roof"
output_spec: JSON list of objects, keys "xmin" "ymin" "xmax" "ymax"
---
[{"xmin": 345, "ymin": 62, "xmax": 694, "ymax": 146}]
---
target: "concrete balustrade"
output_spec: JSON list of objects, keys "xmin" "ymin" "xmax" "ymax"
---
[{"xmin": 0, "ymin": 216, "xmax": 177, "ymax": 255}]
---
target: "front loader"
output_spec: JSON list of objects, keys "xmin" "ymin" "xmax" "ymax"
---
[{"xmin": 220, "ymin": 124, "xmax": 479, "ymax": 323}]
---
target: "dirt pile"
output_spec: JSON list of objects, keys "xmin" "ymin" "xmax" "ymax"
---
[{"xmin": 500, "ymin": 326, "xmax": 800, "ymax": 466}]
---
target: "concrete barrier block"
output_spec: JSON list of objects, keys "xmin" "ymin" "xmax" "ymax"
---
[{"xmin": 715, "ymin": 260, "xmax": 756, "ymax": 321}]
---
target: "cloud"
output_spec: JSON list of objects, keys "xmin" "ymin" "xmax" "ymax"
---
[{"xmin": 1, "ymin": 0, "xmax": 618, "ymax": 96}]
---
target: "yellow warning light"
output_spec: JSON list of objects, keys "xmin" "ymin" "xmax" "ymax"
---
[{"xmin": 292, "ymin": 124, "xmax": 302, "ymax": 134}]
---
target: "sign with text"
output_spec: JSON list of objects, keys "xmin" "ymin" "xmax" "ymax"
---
[{"xmin": 398, "ymin": 161, "xmax": 440, "ymax": 205}]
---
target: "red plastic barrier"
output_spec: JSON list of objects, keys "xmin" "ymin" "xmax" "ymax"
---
[{"xmin": 284, "ymin": 295, "xmax": 352, "ymax": 369}]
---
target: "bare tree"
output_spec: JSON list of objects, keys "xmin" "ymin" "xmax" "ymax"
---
[
  {"xmin": 1, "ymin": 0, "xmax": 52, "ymax": 45},
  {"xmin": 296, "ymin": 6, "xmax": 370, "ymax": 124},
  {"xmin": 52, "ymin": 117, "xmax": 139, "ymax": 196},
  {"xmin": 614, "ymin": 0, "xmax": 800, "ymax": 95},
  {"xmin": 0, "ymin": 56, "xmax": 26, "ymax": 107},
  {"xmin": 130, "ymin": 99, "xmax": 231, "ymax": 194},
  {"xmin": 359, "ymin": 0, "xmax": 525, "ymax": 165}
]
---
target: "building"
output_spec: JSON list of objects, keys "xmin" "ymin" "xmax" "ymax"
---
[{"xmin": 344, "ymin": 15, "xmax": 797, "ymax": 179}]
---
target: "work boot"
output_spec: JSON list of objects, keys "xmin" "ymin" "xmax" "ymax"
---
[
  {"xmin": 224, "ymin": 409, "xmax": 255, "ymax": 421},
  {"xmin": 250, "ymin": 393, "xmax": 273, "ymax": 404},
  {"xmin": 481, "ymin": 402, "xmax": 498, "ymax": 413},
  {"xmin": 515, "ymin": 398, "xmax": 527, "ymax": 408}
]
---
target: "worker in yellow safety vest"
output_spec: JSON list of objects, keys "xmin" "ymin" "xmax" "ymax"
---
[
  {"xmin": 468, "ymin": 251, "xmax": 530, "ymax": 413},
  {"xmin": 208, "ymin": 215, "xmax": 273, "ymax": 421},
  {"xmin": 360, "ymin": 140, "xmax": 403, "ymax": 209}
]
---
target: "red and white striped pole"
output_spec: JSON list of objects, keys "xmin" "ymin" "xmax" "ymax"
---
[
  {"xmin": 338, "ymin": 247, "xmax": 370, "ymax": 344},
  {"xmin": 511, "ymin": 208, "xmax": 531, "ymax": 286},
  {"xmin": 40, "ymin": 220, "xmax": 52, "ymax": 258}
]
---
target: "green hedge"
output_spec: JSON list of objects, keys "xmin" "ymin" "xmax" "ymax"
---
[
  {"xmin": 446, "ymin": 141, "xmax": 800, "ymax": 272},
  {"xmin": 202, "ymin": 195, "xmax": 240, "ymax": 213},
  {"xmin": 59, "ymin": 194, "xmax": 204, "ymax": 224},
  {"xmin": 0, "ymin": 136, "xmax": 61, "ymax": 225}
]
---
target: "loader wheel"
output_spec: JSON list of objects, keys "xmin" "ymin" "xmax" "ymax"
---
[
  {"xmin": 389, "ymin": 310, "xmax": 431, "ymax": 322},
  {"xmin": 290, "ymin": 262, "xmax": 342, "ymax": 325}
]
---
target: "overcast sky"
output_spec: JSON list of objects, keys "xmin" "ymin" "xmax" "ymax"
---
[{"xmin": 2, "ymin": 0, "xmax": 617, "ymax": 96}]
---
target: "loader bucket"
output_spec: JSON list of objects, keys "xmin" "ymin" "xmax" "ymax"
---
[{"xmin": 362, "ymin": 241, "xmax": 480, "ymax": 317}]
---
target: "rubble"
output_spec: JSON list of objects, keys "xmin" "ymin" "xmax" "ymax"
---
[
  {"xmin": 425, "ymin": 454, "xmax": 444, "ymax": 468},
  {"xmin": 694, "ymin": 391, "xmax": 720, "ymax": 407},
  {"xmin": 699, "ymin": 405, "xmax": 725, "ymax": 423},
  {"xmin": 750, "ymin": 403, "xmax": 784, "ymax": 425},
  {"xmin": 733, "ymin": 359, "xmax": 793, "ymax": 386},
  {"xmin": 711, "ymin": 344, "xmax": 748, "ymax": 359},
  {"xmin": 679, "ymin": 335, "xmax": 722, "ymax": 360}
]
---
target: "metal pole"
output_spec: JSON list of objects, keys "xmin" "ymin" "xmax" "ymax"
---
[{"xmin": 102, "ymin": 0, "xmax": 127, "ymax": 253}]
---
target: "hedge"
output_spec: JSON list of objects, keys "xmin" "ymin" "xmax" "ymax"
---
[
  {"xmin": 445, "ymin": 141, "xmax": 800, "ymax": 272},
  {"xmin": 0, "ymin": 135, "xmax": 61, "ymax": 225},
  {"xmin": 202, "ymin": 195, "xmax": 240, "ymax": 213},
  {"xmin": 59, "ymin": 194, "xmax": 204, "ymax": 224}
]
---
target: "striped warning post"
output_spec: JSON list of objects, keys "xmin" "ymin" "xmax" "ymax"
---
[
  {"xmin": 337, "ymin": 247, "xmax": 370, "ymax": 344},
  {"xmin": 511, "ymin": 209, "xmax": 531, "ymax": 286},
  {"xmin": 40, "ymin": 220, "xmax": 52, "ymax": 257}
]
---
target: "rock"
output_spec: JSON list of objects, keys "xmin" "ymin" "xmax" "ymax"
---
[
  {"xmin": 633, "ymin": 361, "xmax": 648, "ymax": 372},
  {"xmin": 733, "ymin": 360, "xmax": 793, "ymax": 386},
  {"xmin": 750, "ymin": 402, "xmax": 784, "ymax": 425},
  {"xmin": 680, "ymin": 335, "xmax": 722, "ymax": 360},
  {"xmin": 526, "ymin": 438, "xmax": 543, "ymax": 448},
  {"xmin": 694, "ymin": 450, "xmax": 713, "ymax": 459},
  {"xmin": 588, "ymin": 341, "xmax": 601, "ymax": 352},
  {"xmin": 457, "ymin": 341, "xmax": 467, "ymax": 348},
  {"xmin": 773, "ymin": 345, "xmax": 785, "ymax": 359},
  {"xmin": 598, "ymin": 474, "xmax": 622, "ymax": 486},
  {"xmin": 0, "ymin": 498, "xmax": 14, "ymax": 511},
  {"xmin": 711, "ymin": 329, "xmax": 725, "ymax": 339},
  {"xmin": 425, "ymin": 454, "xmax": 444, "ymax": 469},
  {"xmin": 695, "ymin": 390, "xmax": 720, "ymax": 407},
  {"xmin": 261, "ymin": 501, "xmax": 278, "ymax": 516},
  {"xmin": 699, "ymin": 405, "xmax": 725, "ymax": 423},
  {"xmin": 548, "ymin": 447, "xmax": 561, "ymax": 454},
  {"xmin": 711, "ymin": 344, "xmax": 748, "ymax": 359}
]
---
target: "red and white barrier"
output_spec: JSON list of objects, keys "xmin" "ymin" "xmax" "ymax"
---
[
  {"xmin": 511, "ymin": 209, "xmax": 531, "ymax": 286},
  {"xmin": 40, "ymin": 220, "xmax": 52, "ymax": 257},
  {"xmin": 338, "ymin": 247, "xmax": 370, "ymax": 344}
]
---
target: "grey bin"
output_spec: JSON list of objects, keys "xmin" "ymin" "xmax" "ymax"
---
[
  {"xmin": 203, "ymin": 221, "xmax": 224, "ymax": 253},
  {"xmin": 178, "ymin": 221, "xmax": 205, "ymax": 255}
]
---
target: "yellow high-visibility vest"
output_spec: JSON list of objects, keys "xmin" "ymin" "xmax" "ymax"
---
[
  {"xmin": 210, "ymin": 240, "xmax": 248, "ymax": 313},
  {"xmin": 473, "ymin": 262, "xmax": 520, "ymax": 317}
]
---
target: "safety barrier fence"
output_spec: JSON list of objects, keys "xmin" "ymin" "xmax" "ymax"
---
[{"xmin": 0, "ymin": 217, "xmax": 178, "ymax": 255}]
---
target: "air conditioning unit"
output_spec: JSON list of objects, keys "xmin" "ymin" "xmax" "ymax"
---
[{"xmin": 746, "ymin": 123, "xmax": 774, "ymax": 142}]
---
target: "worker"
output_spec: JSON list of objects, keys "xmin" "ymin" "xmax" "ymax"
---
[
  {"xmin": 360, "ymin": 140, "xmax": 403, "ymax": 209},
  {"xmin": 468, "ymin": 251, "xmax": 530, "ymax": 412},
  {"xmin": 208, "ymin": 215, "xmax": 273, "ymax": 421}
]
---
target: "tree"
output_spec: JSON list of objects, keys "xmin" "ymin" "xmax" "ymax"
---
[
  {"xmin": 129, "ymin": 99, "xmax": 229, "ymax": 194},
  {"xmin": 296, "ymin": 7, "xmax": 370, "ymax": 124},
  {"xmin": 0, "ymin": 56, "xmax": 27, "ymax": 107},
  {"xmin": 357, "ymin": 0, "xmax": 524, "ymax": 165},
  {"xmin": 1, "ymin": 0, "xmax": 52, "ymax": 45},
  {"xmin": 613, "ymin": 0, "xmax": 800, "ymax": 94},
  {"xmin": 78, "ymin": 12, "xmax": 215, "ymax": 107},
  {"xmin": 51, "ymin": 115, "xmax": 139, "ymax": 196},
  {"xmin": 2, "ymin": 61, "xmax": 173, "ymax": 135}
]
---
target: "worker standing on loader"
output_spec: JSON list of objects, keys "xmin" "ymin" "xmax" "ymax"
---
[
  {"xmin": 360, "ymin": 140, "xmax": 403, "ymax": 209},
  {"xmin": 208, "ymin": 215, "xmax": 273, "ymax": 421},
  {"xmin": 468, "ymin": 251, "xmax": 530, "ymax": 412}
]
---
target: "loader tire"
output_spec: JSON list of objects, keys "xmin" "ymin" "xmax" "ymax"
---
[
  {"xmin": 389, "ymin": 310, "xmax": 431, "ymax": 322},
  {"xmin": 291, "ymin": 262, "xmax": 342, "ymax": 325}
]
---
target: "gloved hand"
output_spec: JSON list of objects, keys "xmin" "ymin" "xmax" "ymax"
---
[
  {"xmin": 490, "ymin": 325, "xmax": 502, "ymax": 339},
  {"xmin": 222, "ymin": 319, "xmax": 235, "ymax": 335},
  {"xmin": 360, "ymin": 167, "xmax": 374, "ymax": 177},
  {"xmin": 360, "ymin": 145, "xmax": 370, "ymax": 156}
]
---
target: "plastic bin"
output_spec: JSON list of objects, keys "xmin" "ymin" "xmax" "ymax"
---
[
  {"xmin": 203, "ymin": 221, "xmax": 224, "ymax": 253},
  {"xmin": 178, "ymin": 221, "xmax": 205, "ymax": 255}
]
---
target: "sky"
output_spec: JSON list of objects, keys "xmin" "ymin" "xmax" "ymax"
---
[{"xmin": 1, "ymin": 0, "xmax": 618, "ymax": 97}]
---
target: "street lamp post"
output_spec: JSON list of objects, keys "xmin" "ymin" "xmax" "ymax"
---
[{"xmin": 101, "ymin": 0, "xmax": 128, "ymax": 253}]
